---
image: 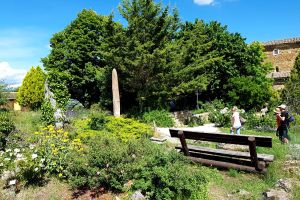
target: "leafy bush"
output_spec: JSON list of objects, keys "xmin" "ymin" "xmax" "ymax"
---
[
  {"xmin": 89, "ymin": 111, "xmax": 109, "ymax": 130},
  {"xmin": 41, "ymin": 100, "xmax": 55, "ymax": 125},
  {"xmin": 66, "ymin": 137, "xmax": 209, "ymax": 199},
  {"xmin": 65, "ymin": 99, "xmax": 84, "ymax": 110},
  {"xmin": 225, "ymin": 76, "xmax": 273, "ymax": 111},
  {"xmin": 141, "ymin": 110, "xmax": 174, "ymax": 127},
  {"xmin": 71, "ymin": 118, "xmax": 100, "ymax": 140},
  {"xmin": 244, "ymin": 112, "xmax": 275, "ymax": 131},
  {"xmin": 105, "ymin": 117, "xmax": 153, "ymax": 142},
  {"xmin": 186, "ymin": 115, "xmax": 204, "ymax": 127},
  {"xmin": 0, "ymin": 111, "xmax": 15, "ymax": 149}
]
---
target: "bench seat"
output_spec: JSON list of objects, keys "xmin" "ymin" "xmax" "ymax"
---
[{"xmin": 169, "ymin": 128, "xmax": 274, "ymax": 172}]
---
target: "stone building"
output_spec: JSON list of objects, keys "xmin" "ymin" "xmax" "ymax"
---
[{"xmin": 262, "ymin": 37, "xmax": 300, "ymax": 89}]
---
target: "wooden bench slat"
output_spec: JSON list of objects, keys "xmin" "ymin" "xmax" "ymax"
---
[
  {"xmin": 169, "ymin": 129, "xmax": 272, "ymax": 147},
  {"xmin": 175, "ymin": 145, "xmax": 274, "ymax": 162},
  {"xmin": 188, "ymin": 156, "xmax": 267, "ymax": 173}
]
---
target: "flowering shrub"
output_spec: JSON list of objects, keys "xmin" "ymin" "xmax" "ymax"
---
[
  {"xmin": 0, "ymin": 145, "xmax": 45, "ymax": 185},
  {"xmin": 31, "ymin": 125, "xmax": 84, "ymax": 178},
  {"xmin": 0, "ymin": 125, "xmax": 84, "ymax": 185},
  {"xmin": 209, "ymin": 107, "xmax": 231, "ymax": 127}
]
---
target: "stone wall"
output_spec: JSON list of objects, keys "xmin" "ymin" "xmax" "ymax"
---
[{"xmin": 264, "ymin": 43, "xmax": 300, "ymax": 72}]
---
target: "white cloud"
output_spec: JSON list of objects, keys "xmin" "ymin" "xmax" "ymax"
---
[
  {"xmin": 194, "ymin": 0, "xmax": 215, "ymax": 5},
  {"xmin": 0, "ymin": 62, "xmax": 27, "ymax": 85}
]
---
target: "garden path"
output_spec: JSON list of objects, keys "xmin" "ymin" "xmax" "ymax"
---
[{"xmin": 153, "ymin": 123, "xmax": 221, "ymax": 144}]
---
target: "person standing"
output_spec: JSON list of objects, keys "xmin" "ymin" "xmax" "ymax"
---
[
  {"xmin": 277, "ymin": 104, "xmax": 289, "ymax": 144},
  {"xmin": 230, "ymin": 106, "xmax": 241, "ymax": 135},
  {"xmin": 274, "ymin": 107, "xmax": 281, "ymax": 137}
]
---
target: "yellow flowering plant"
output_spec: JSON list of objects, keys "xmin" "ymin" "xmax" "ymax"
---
[{"xmin": 32, "ymin": 125, "xmax": 84, "ymax": 178}]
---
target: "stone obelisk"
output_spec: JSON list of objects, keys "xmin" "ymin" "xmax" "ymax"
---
[{"xmin": 112, "ymin": 68, "xmax": 120, "ymax": 117}]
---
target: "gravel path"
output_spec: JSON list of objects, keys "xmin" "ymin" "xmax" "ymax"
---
[{"xmin": 153, "ymin": 123, "xmax": 221, "ymax": 144}]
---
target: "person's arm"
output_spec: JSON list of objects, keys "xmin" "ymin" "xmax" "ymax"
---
[{"xmin": 277, "ymin": 113, "xmax": 285, "ymax": 121}]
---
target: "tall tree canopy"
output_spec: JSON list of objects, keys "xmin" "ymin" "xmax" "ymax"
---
[
  {"xmin": 42, "ymin": 9, "xmax": 120, "ymax": 107},
  {"xmin": 17, "ymin": 66, "xmax": 46, "ymax": 110},
  {"xmin": 203, "ymin": 22, "xmax": 273, "ymax": 109},
  {"xmin": 169, "ymin": 20, "xmax": 221, "ymax": 96},
  {"xmin": 116, "ymin": 0, "xmax": 179, "ymax": 109},
  {"xmin": 282, "ymin": 52, "xmax": 300, "ymax": 113},
  {"xmin": 43, "ymin": 0, "xmax": 274, "ymax": 111}
]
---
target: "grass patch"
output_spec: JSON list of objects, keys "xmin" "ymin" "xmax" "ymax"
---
[{"xmin": 11, "ymin": 111, "xmax": 42, "ymax": 134}]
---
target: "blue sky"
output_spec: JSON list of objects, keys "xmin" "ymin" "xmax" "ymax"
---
[{"xmin": 1, "ymin": 0, "xmax": 300, "ymax": 86}]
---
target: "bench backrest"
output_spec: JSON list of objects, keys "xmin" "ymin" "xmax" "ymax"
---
[{"xmin": 169, "ymin": 129, "xmax": 272, "ymax": 148}]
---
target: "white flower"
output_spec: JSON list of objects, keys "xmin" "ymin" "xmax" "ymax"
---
[
  {"xmin": 0, "ymin": 151, "xmax": 4, "ymax": 156},
  {"xmin": 9, "ymin": 153, "xmax": 13, "ymax": 157},
  {"xmin": 39, "ymin": 163, "xmax": 45, "ymax": 168},
  {"xmin": 0, "ymin": 163, "xmax": 3, "ymax": 166},
  {"xmin": 4, "ymin": 158, "xmax": 11, "ymax": 161},
  {"xmin": 29, "ymin": 144, "xmax": 35, "ymax": 150},
  {"xmin": 16, "ymin": 153, "xmax": 23, "ymax": 158},
  {"xmin": 40, "ymin": 158, "xmax": 45, "ymax": 163},
  {"xmin": 5, "ymin": 149, "xmax": 12, "ymax": 153},
  {"xmin": 32, "ymin": 154, "xmax": 38, "ymax": 159},
  {"xmin": 16, "ymin": 154, "xmax": 25, "ymax": 161},
  {"xmin": 34, "ymin": 167, "xmax": 39, "ymax": 171},
  {"xmin": 14, "ymin": 149, "xmax": 20, "ymax": 153},
  {"xmin": 220, "ymin": 107, "xmax": 228, "ymax": 114},
  {"xmin": 9, "ymin": 179, "xmax": 17, "ymax": 186},
  {"xmin": 15, "ymin": 167, "xmax": 21, "ymax": 173}
]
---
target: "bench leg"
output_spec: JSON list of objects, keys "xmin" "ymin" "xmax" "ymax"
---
[
  {"xmin": 248, "ymin": 137, "xmax": 265, "ymax": 171},
  {"xmin": 178, "ymin": 130, "xmax": 190, "ymax": 156}
]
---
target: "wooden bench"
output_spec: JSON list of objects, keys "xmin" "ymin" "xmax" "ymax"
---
[{"xmin": 169, "ymin": 129, "xmax": 274, "ymax": 173}]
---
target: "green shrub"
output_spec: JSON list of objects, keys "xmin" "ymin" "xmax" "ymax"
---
[
  {"xmin": 186, "ymin": 115, "xmax": 204, "ymax": 127},
  {"xmin": 0, "ymin": 111, "xmax": 15, "ymax": 149},
  {"xmin": 105, "ymin": 117, "xmax": 153, "ymax": 142},
  {"xmin": 141, "ymin": 110, "xmax": 174, "ymax": 127},
  {"xmin": 17, "ymin": 66, "xmax": 46, "ymax": 110},
  {"xmin": 244, "ymin": 112, "xmax": 275, "ymax": 132},
  {"xmin": 89, "ymin": 112, "xmax": 109, "ymax": 130},
  {"xmin": 66, "ymin": 137, "xmax": 209, "ymax": 199},
  {"xmin": 41, "ymin": 100, "xmax": 55, "ymax": 125}
]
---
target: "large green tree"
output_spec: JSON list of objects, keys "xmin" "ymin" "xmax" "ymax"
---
[
  {"xmin": 17, "ymin": 66, "xmax": 46, "ymax": 110},
  {"xmin": 203, "ymin": 22, "xmax": 273, "ymax": 109},
  {"xmin": 42, "ymin": 9, "xmax": 120, "ymax": 107},
  {"xmin": 163, "ymin": 20, "xmax": 221, "ymax": 105},
  {"xmin": 116, "ymin": 0, "xmax": 179, "ymax": 110}
]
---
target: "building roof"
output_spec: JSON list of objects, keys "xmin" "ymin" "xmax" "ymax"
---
[
  {"xmin": 262, "ymin": 37, "xmax": 300, "ymax": 47},
  {"xmin": 267, "ymin": 71, "xmax": 291, "ymax": 79},
  {"xmin": 3, "ymin": 92, "xmax": 17, "ymax": 100}
]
